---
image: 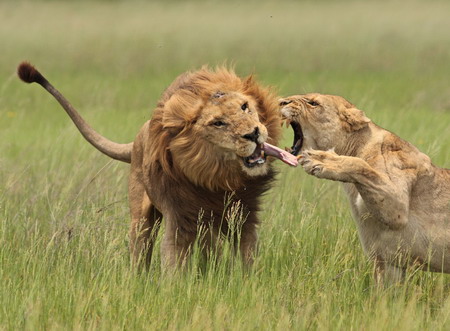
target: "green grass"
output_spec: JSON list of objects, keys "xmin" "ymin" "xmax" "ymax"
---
[{"xmin": 1, "ymin": 0, "xmax": 450, "ymax": 329}]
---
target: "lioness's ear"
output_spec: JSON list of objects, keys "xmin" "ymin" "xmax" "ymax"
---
[
  {"xmin": 163, "ymin": 91, "xmax": 200, "ymax": 131},
  {"xmin": 339, "ymin": 107, "xmax": 371, "ymax": 132}
]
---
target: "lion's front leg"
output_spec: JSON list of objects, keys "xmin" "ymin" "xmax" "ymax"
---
[
  {"xmin": 160, "ymin": 217, "xmax": 197, "ymax": 271},
  {"xmin": 239, "ymin": 222, "xmax": 258, "ymax": 268},
  {"xmin": 373, "ymin": 257, "xmax": 405, "ymax": 286}
]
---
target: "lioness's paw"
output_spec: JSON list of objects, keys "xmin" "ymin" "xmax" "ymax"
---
[
  {"xmin": 300, "ymin": 149, "xmax": 341, "ymax": 179},
  {"xmin": 300, "ymin": 150, "xmax": 325, "ymax": 177}
]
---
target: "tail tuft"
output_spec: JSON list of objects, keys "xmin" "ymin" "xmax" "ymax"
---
[{"xmin": 17, "ymin": 62, "xmax": 46, "ymax": 85}]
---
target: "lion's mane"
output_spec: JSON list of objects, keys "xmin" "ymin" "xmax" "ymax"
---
[{"xmin": 147, "ymin": 67, "xmax": 281, "ymax": 191}]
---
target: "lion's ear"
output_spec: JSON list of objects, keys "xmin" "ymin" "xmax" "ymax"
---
[
  {"xmin": 339, "ymin": 107, "xmax": 371, "ymax": 132},
  {"xmin": 163, "ymin": 91, "xmax": 200, "ymax": 131}
]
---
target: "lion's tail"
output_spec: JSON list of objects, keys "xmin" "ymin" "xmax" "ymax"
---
[{"xmin": 17, "ymin": 62, "xmax": 133, "ymax": 163}]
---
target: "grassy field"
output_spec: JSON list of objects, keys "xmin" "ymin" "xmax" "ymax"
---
[{"xmin": 1, "ymin": 0, "xmax": 450, "ymax": 329}]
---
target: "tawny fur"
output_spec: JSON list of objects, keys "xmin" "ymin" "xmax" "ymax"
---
[
  {"xmin": 131, "ymin": 68, "xmax": 281, "ymax": 269},
  {"xmin": 18, "ymin": 62, "xmax": 282, "ymax": 270},
  {"xmin": 280, "ymin": 93, "xmax": 450, "ymax": 284}
]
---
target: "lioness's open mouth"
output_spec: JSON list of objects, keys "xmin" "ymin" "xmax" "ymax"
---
[
  {"xmin": 290, "ymin": 121, "xmax": 304, "ymax": 156},
  {"xmin": 282, "ymin": 118, "xmax": 303, "ymax": 156}
]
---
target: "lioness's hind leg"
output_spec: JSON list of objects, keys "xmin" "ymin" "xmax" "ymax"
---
[{"xmin": 129, "ymin": 191, "xmax": 162, "ymax": 270}]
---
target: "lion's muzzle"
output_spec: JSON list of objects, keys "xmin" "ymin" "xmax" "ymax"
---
[
  {"xmin": 243, "ymin": 143, "xmax": 266, "ymax": 168},
  {"xmin": 242, "ymin": 127, "xmax": 260, "ymax": 143}
]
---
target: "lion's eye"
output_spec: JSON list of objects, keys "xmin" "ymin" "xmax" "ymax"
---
[
  {"xmin": 212, "ymin": 120, "xmax": 226, "ymax": 127},
  {"xmin": 307, "ymin": 100, "xmax": 319, "ymax": 107},
  {"xmin": 241, "ymin": 102, "xmax": 249, "ymax": 111}
]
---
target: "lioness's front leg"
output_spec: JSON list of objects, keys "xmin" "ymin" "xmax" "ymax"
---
[
  {"xmin": 300, "ymin": 149, "xmax": 379, "ymax": 183},
  {"xmin": 300, "ymin": 150, "xmax": 410, "ymax": 230}
]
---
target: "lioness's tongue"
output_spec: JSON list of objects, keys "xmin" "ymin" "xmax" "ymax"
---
[{"xmin": 262, "ymin": 142, "xmax": 298, "ymax": 167}]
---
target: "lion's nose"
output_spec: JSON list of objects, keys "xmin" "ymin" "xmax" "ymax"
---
[
  {"xmin": 242, "ymin": 127, "xmax": 260, "ymax": 143},
  {"xmin": 279, "ymin": 99, "xmax": 292, "ymax": 107}
]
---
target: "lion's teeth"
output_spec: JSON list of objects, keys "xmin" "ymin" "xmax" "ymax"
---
[{"xmin": 285, "ymin": 119, "xmax": 291, "ymax": 128}]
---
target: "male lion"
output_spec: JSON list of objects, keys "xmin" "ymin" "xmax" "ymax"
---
[
  {"xmin": 18, "ymin": 62, "xmax": 297, "ymax": 270},
  {"xmin": 279, "ymin": 93, "xmax": 450, "ymax": 284}
]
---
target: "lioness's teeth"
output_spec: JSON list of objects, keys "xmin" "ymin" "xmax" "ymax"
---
[
  {"xmin": 261, "ymin": 150, "xmax": 265, "ymax": 158},
  {"xmin": 285, "ymin": 119, "xmax": 291, "ymax": 128},
  {"xmin": 296, "ymin": 155, "xmax": 303, "ymax": 159}
]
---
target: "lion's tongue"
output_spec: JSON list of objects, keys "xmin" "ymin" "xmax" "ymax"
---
[{"xmin": 262, "ymin": 142, "xmax": 298, "ymax": 167}]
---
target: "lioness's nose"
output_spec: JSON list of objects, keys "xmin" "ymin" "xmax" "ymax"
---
[
  {"xmin": 242, "ymin": 127, "xmax": 260, "ymax": 143},
  {"xmin": 279, "ymin": 99, "xmax": 292, "ymax": 106}
]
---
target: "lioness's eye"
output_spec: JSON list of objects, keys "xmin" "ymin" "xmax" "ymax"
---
[
  {"xmin": 241, "ymin": 102, "xmax": 249, "ymax": 111},
  {"xmin": 279, "ymin": 100, "xmax": 292, "ymax": 106},
  {"xmin": 212, "ymin": 120, "xmax": 226, "ymax": 127},
  {"xmin": 307, "ymin": 100, "xmax": 319, "ymax": 107}
]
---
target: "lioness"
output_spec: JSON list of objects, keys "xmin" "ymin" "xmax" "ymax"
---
[
  {"xmin": 18, "ymin": 62, "xmax": 298, "ymax": 270},
  {"xmin": 279, "ymin": 93, "xmax": 450, "ymax": 283}
]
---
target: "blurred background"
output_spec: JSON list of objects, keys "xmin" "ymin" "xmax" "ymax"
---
[{"xmin": 1, "ymin": 0, "xmax": 449, "ymax": 162}]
